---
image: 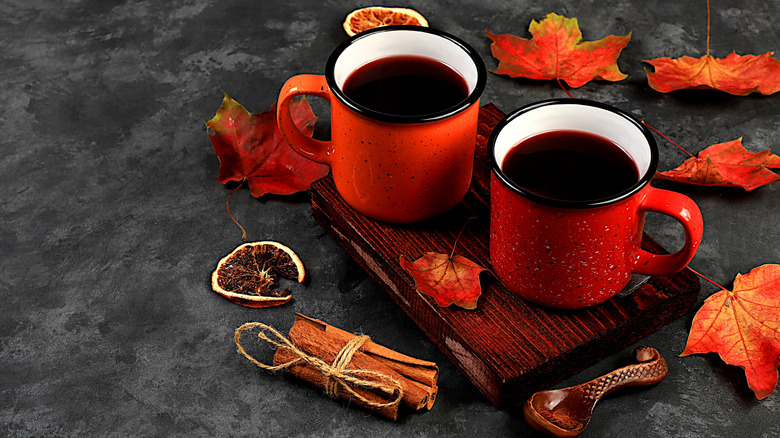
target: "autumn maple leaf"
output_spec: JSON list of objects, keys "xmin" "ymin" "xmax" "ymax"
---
[
  {"xmin": 645, "ymin": 52, "xmax": 780, "ymax": 95},
  {"xmin": 655, "ymin": 138, "xmax": 780, "ymax": 191},
  {"xmin": 486, "ymin": 12, "xmax": 631, "ymax": 88},
  {"xmin": 206, "ymin": 92, "xmax": 329, "ymax": 197},
  {"xmin": 682, "ymin": 264, "xmax": 780, "ymax": 399},
  {"xmin": 400, "ymin": 253, "xmax": 486, "ymax": 310},
  {"xmin": 644, "ymin": 0, "xmax": 780, "ymax": 95}
]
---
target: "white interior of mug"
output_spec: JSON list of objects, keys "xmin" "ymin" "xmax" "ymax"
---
[
  {"xmin": 493, "ymin": 103, "xmax": 653, "ymax": 178},
  {"xmin": 332, "ymin": 30, "xmax": 480, "ymax": 94}
]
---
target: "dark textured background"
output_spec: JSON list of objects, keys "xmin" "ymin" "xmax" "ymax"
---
[{"xmin": 2, "ymin": 0, "xmax": 779, "ymax": 436}]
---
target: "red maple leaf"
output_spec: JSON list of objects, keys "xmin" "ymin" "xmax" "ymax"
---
[
  {"xmin": 400, "ymin": 253, "xmax": 486, "ymax": 310},
  {"xmin": 655, "ymin": 138, "xmax": 780, "ymax": 191},
  {"xmin": 682, "ymin": 264, "xmax": 780, "ymax": 399},
  {"xmin": 206, "ymin": 92, "xmax": 329, "ymax": 197},
  {"xmin": 645, "ymin": 52, "xmax": 780, "ymax": 95},
  {"xmin": 486, "ymin": 12, "xmax": 631, "ymax": 88}
]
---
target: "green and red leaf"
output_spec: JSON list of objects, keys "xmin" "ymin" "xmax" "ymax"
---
[
  {"xmin": 486, "ymin": 12, "xmax": 631, "ymax": 88},
  {"xmin": 206, "ymin": 93, "xmax": 329, "ymax": 197}
]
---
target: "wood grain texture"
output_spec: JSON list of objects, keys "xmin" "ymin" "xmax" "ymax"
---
[{"xmin": 309, "ymin": 104, "xmax": 700, "ymax": 406}]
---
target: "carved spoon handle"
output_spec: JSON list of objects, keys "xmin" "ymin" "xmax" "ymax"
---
[{"xmin": 578, "ymin": 346, "xmax": 668, "ymax": 403}]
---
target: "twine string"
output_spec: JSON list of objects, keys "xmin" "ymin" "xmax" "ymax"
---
[{"xmin": 235, "ymin": 322, "xmax": 404, "ymax": 409}]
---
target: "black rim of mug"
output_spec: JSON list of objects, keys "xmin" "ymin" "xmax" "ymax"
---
[
  {"xmin": 325, "ymin": 25, "xmax": 487, "ymax": 124},
  {"xmin": 488, "ymin": 98, "xmax": 660, "ymax": 209}
]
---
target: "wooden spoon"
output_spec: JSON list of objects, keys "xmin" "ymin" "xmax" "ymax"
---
[{"xmin": 524, "ymin": 346, "xmax": 668, "ymax": 437}]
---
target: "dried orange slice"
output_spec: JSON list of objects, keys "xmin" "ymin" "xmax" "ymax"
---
[
  {"xmin": 211, "ymin": 241, "xmax": 305, "ymax": 308},
  {"xmin": 343, "ymin": 6, "xmax": 429, "ymax": 37}
]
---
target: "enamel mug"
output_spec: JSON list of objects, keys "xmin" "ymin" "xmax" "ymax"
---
[
  {"xmin": 489, "ymin": 99, "xmax": 704, "ymax": 309},
  {"xmin": 277, "ymin": 26, "xmax": 486, "ymax": 223}
]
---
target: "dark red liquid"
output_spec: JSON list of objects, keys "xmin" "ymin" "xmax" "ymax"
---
[
  {"xmin": 342, "ymin": 55, "xmax": 469, "ymax": 117},
  {"xmin": 501, "ymin": 130, "xmax": 640, "ymax": 202}
]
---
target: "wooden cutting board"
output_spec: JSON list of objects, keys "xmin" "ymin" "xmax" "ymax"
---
[{"xmin": 309, "ymin": 104, "xmax": 700, "ymax": 407}]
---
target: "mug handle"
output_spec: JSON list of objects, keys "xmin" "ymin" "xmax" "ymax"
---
[
  {"xmin": 277, "ymin": 74, "xmax": 332, "ymax": 164},
  {"xmin": 633, "ymin": 186, "xmax": 704, "ymax": 277}
]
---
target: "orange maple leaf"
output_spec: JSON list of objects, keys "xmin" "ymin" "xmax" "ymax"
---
[
  {"xmin": 644, "ymin": 52, "xmax": 780, "ymax": 95},
  {"xmin": 400, "ymin": 253, "xmax": 486, "ymax": 310},
  {"xmin": 655, "ymin": 138, "xmax": 780, "ymax": 191},
  {"xmin": 486, "ymin": 12, "xmax": 631, "ymax": 88},
  {"xmin": 682, "ymin": 264, "xmax": 780, "ymax": 400},
  {"xmin": 644, "ymin": 0, "xmax": 780, "ymax": 95}
]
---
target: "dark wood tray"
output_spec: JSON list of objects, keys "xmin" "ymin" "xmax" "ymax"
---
[{"xmin": 309, "ymin": 104, "xmax": 700, "ymax": 407}]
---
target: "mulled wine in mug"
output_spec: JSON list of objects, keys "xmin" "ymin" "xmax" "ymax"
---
[
  {"xmin": 277, "ymin": 25, "xmax": 486, "ymax": 223},
  {"xmin": 489, "ymin": 99, "xmax": 704, "ymax": 309}
]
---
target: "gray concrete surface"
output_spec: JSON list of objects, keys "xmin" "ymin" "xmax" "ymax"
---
[{"xmin": 2, "ymin": 0, "xmax": 779, "ymax": 436}]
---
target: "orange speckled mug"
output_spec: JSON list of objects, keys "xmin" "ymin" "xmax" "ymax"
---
[{"xmin": 277, "ymin": 26, "xmax": 486, "ymax": 223}]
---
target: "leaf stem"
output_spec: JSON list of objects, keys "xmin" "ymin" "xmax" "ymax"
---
[
  {"xmin": 450, "ymin": 216, "xmax": 477, "ymax": 259},
  {"xmin": 557, "ymin": 78, "xmax": 575, "ymax": 98},
  {"xmin": 686, "ymin": 266, "xmax": 727, "ymax": 291},
  {"xmin": 641, "ymin": 120, "xmax": 696, "ymax": 158},
  {"xmin": 706, "ymin": 0, "xmax": 711, "ymax": 56},
  {"xmin": 227, "ymin": 179, "xmax": 248, "ymax": 241}
]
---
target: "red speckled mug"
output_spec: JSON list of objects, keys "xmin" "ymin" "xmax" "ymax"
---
[
  {"xmin": 489, "ymin": 99, "xmax": 703, "ymax": 309},
  {"xmin": 277, "ymin": 26, "xmax": 486, "ymax": 223}
]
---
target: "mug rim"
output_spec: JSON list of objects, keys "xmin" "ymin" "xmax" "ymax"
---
[
  {"xmin": 324, "ymin": 25, "xmax": 487, "ymax": 124},
  {"xmin": 488, "ymin": 98, "xmax": 659, "ymax": 209}
]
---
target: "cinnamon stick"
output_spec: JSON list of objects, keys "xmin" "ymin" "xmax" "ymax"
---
[
  {"xmin": 237, "ymin": 315, "xmax": 439, "ymax": 420},
  {"xmin": 294, "ymin": 313, "xmax": 439, "ymax": 388},
  {"xmin": 287, "ymin": 316, "xmax": 435, "ymax": 411},
  {"xmin": 273, "ymin": 346, "xmax": 400, "ymax": 420}
]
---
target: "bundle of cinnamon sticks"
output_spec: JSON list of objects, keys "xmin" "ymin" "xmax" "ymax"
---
[{"xmin": 237, "ymin": 313, "xmax": 438, "ymax": 420}]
